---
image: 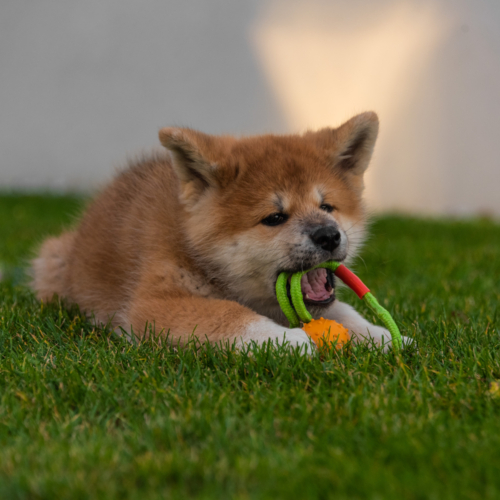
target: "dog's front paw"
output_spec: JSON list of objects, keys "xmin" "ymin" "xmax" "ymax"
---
[
  {"xmin": 400, "ymin": 335, "xmax": 414, "ymax": 347},
  {"xmin": 351, "ymin": 325, "xmax": 413, "ymax": 352},
  {"xmin": 280, "ymin": 328, "xmax": 316, "ymax": 353},
  {"xmin": 239, "ymin": 318, "xmax": 315, "ymax": 354}
]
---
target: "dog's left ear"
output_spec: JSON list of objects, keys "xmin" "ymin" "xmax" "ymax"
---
[{"xmin": 306, "ymin": 112, "xmax": 379, "ymax": 176}]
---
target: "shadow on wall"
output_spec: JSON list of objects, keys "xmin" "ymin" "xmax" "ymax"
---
[{"xmin": 251, "ymin": 0, "xmax": 500, "ymax": 216}]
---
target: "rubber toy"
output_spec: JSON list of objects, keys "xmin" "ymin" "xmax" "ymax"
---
[
  {"xmin": 302, "ymin": 317, "xmax": 350, "ymax": 349},
  {"xmin": 275, "ymin": 261, "xmax": 402, "ymax": 351}
]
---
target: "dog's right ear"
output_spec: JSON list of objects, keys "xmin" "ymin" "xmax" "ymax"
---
[{"xmin": 159, "ymin": 127, "xmax": 220, "ymax": 206}]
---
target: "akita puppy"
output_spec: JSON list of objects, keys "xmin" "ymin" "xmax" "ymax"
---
[{"xmin": 32, "ymin": 112, "xmax": 408, "ymax": 351}]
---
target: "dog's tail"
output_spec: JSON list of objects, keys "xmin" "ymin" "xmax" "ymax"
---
[{"xmin": 31, "ymin": 232, "xmax": 75, "ymax": 302}]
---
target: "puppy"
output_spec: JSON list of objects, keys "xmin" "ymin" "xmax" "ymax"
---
[{"xmin": 32, "ymin": 112, "xmax": 406, "ymax": 351}]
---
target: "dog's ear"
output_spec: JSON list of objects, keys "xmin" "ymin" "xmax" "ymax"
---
[
  {"xmin": 159, "ymin": 127, "xmax": 222, "ymax": 205},
  {"xmin": 159, "ymin": 127, "xmax": 217, "ymax": 187},
  {"xmin": 306, "ymin": 112, "xmax": 379, "ymax": 176}
]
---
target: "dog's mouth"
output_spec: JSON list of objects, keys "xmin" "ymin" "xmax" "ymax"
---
[{"xmin": 285, "ymin": 267, "xmax": 335, "ymax": 306}]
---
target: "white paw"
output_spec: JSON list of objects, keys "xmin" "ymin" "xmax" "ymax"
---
[
  {"xmin": 239, "ymin": 318, "xmax": 315, "ymax": 354},
  {"xmin": 279, "ymin": 329, "xmax": 316, "ymax": 353},
  {"xmin": 400, "ymin": 335, "xmax": 415, "ymax": 351},
  {"xmin": 351, "ymin": 325, "xmax": 413, "ymax": 352}
]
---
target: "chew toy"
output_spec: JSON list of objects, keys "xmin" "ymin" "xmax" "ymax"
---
[
  {"xmin": 302, "ymin": 317, "xmax": 350, "ymax": 349},
  {"xmin": 276, "ymin": 261, "xmax": 402, "ymax": 351}
]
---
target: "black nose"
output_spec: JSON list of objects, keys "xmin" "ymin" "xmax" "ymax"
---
[{"xmin": 310, "ymin": 226, "xmax": 341, "ymax": 252}]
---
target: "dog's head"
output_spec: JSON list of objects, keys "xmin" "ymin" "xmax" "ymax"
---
[{"xmin": 159, "ymin": 112, "xmax": 378, "ymax": 314}]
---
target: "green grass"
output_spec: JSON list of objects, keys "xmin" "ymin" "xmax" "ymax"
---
[{"xmin": 1, "ymin": 193, "xmax": 500, "ymax": 499}]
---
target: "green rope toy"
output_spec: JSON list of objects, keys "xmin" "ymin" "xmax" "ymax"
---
[{"xmin": 275, "ymin": 261, "xmax": 403, "ymax": 351}]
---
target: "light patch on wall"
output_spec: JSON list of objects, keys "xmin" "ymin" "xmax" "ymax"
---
[{"xmin": 250, "ymin": 0, "xmax": 451, "ymax": 212}]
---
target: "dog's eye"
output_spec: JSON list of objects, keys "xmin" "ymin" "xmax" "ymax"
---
[
  {"xmin": 320, "ymin": 204, "xmax": 334, "ymax": 213},
  {"xmin": 261, "ymin": 213, "xmax": 288, "ymax": 226}
]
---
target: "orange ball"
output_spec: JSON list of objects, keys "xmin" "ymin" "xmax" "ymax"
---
[{"xmin": 302, "ymin": 317, "xmax": 350, "ymax": 349}]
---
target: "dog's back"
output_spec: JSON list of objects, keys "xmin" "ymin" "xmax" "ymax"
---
[{"xmin": 32, "ymin": 154, "xmax": 193, "ymax": 327}]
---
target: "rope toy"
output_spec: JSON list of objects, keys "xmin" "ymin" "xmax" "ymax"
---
[{"xmin": 275, "ymin": 261, "xmax": 402, "ymax": 351}]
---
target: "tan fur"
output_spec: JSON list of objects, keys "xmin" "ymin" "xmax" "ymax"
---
[
  {"xmin": 32, "ymin": 232, "xmax": 75, "ymax": 301},
  {"xmin": 32, "ymin": 112, "xmax": 408, "ymax": 349}
]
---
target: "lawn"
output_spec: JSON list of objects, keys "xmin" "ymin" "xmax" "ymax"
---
[{"xmin": 0, "ymin": 193, "xmax": 499, "ymax": 500}]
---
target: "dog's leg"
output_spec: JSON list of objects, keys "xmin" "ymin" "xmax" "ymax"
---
[
  {"xmin": 125, "ymin": 293, "xmax": 314, "ymax": 352},
  {"xmin": 323, "ymin": 300, "xmax": 412, "ymax": 350}
]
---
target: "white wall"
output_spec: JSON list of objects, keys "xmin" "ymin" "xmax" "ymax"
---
[
  {"xmin": 1, "ymin": 0, "xmax": 500, "ymax": 215},
  {"xmin": 0, "ymin": 0, "xmax": 284, "ymax": 189}
]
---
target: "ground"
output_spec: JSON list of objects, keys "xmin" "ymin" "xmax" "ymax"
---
[{"xmin": 0, "ymin": 194, "xmax": 499, "ymax": 500}]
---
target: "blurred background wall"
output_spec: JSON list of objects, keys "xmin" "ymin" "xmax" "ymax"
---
[{"xmin": 1, "ymin": 0, "xmax": 500, "ymax": 215}]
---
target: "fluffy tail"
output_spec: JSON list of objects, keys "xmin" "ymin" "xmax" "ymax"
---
[{"xmin": 31, "ymin": 232, "xmax": 75, "ymax": 302}]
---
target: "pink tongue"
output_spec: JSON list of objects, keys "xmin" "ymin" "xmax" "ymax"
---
[{"xmin": 300, "ymin": 268, "xmax": 330, "ymax": 302}]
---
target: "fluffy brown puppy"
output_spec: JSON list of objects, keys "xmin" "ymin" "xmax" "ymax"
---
[{"xmin": 32, "ymin": 112, "xmax": 409, "ymax": 350}]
